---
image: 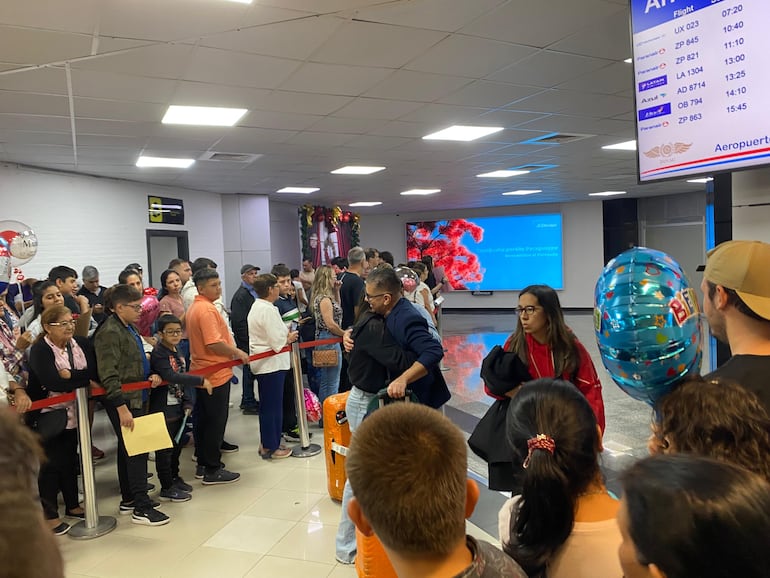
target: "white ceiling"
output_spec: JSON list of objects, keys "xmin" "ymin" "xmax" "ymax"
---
[{"xmin": 0, "ymin": 0, "xmax": 698, "ymax": 212}]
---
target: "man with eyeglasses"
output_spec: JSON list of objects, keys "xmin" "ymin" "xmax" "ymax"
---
[
  {"xmin": 357, "ymin": 267, "xmax": 449, "ymax": 408},
  {"xmin": 94, "ymin": 284, "xmax": 168, "ymax": 526}
]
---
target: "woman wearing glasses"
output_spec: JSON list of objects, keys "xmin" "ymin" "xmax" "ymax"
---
[
  {"xmin": 482, "ymin": 285, "xmax": 605, "ymax": 490},
  {"xmin": 505, "ymin": 285, "xmax": 604, "ymax": 428},
  {"xmin": 27, "ymin": 305, "xmax": 98, "ymax": 535}
]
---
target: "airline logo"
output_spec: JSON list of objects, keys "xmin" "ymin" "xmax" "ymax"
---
[
  {"xmin": 638, "ymin": 76, "xmax": 668, "ymax": 93},
  {"xmin": 638, "ymin": 103, "xmax": 671, "ymax": 121},
  {"xmin": 643, "ymin": 142, "xmax": 693, "ymax": 159}
]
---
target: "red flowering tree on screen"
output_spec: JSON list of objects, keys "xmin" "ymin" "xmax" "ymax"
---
[{"xmin": 406, "ymin": 219, "xmax": 484, "ymax": 290}]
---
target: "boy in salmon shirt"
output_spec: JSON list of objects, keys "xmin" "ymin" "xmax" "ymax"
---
[{"xmin": 185, "ymin": 269, "xmax": 248, "ymax": 485}]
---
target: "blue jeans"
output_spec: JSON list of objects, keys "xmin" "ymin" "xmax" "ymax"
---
[
  {"xmin": 256, "ymin": 370, "xmax": 285, "ymax": 452},
  {"xmin": 335, "ymin": 387, "xmax": 375, "ymax": 562},
  {"xmin": 315, "ymin": 330, "xmax": 341, "ymax": 414}
]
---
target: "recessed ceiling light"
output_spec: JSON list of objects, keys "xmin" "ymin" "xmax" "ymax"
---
[
  {"xmin": 602, "ymin": 140, "xmax": 637, "ymax": 151},
  {"xmin": 624, "ymin": 58, "xmax": 632, "ymax": 63},
  {"xmin": 276, "ymin": 187, "xmax": 319, "ymax": 194},
  {"xmin": 422, "ymin": 125, "xmax": 504, "ymax": 142},
  {"xmin": 162, "ymin": 105, "xmax": 248, "ymax": 127},
  {"xmin": 686, "ymin": 177, "xmax": 713, "ymax": 183},
  {"xmin": 331, "ymin": 166, "xmax": 386, "ymax": 175},
  {"xmin": 502, "ymin": 190, "xmax": 542, "ymax": 196},
  {"xmin": 226, "ymin": 0, "xmax": 252, "ymax": 3},
  {"xmin": 476, "ymin": 170, "xmax": 530, "ymax": 178},
  {"xmin": 400, "ymin": 189, "xmax": 441, "ymax": 196},
  {"xmin": 589, "ymin": 191, "xmax": 627, "ymax": 197},
  {"xmin": 136, "ymin": 156, "xmax": 195, "ymax": 168},
  {"xmin": 349, "ymin": 202, "xmax": 382, "ymax": 207}
]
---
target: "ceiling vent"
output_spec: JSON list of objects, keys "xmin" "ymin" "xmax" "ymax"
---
[
  {"xmin": 519, "ymin": 132, "xmax": 594, "ymax": 145},
  {"xmin": 199, "ymin": 152, "xmax": 262, "ymax": 163}
]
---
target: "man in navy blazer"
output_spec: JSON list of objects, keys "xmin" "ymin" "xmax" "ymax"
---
[{"xmin": 359, "ymin": 267, "xmax": 450, "ymax": 409}]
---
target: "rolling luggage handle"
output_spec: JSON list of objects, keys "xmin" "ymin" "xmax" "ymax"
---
[{"xmin": 365, "ymin": 387, "xmax": 419, "ymax": 416}]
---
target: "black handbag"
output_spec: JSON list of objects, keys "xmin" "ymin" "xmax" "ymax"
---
[
  {"xmin": 28, "ymin": 408, "xmax": 68, "ymax": 442},
  {"xmin": 468, "ymin": 398, "xmax": 511, "ymax": 463}
]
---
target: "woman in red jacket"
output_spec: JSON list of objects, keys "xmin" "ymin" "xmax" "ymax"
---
[
  {"xmin": 479, "ymin": 285, "xmax": 605, "ymax": 490},
  {"xmin": 502, "ymin": 284, "xmax": 605, "ymax": 431}
]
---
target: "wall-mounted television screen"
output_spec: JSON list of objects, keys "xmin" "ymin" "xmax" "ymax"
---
[
  {"xmin": 631, "ymin": 0, "xmax": 770, "ymax": 182},
  {"xmin": 406, "ymin": 214, "xmax": 563, "ymax": 291}
]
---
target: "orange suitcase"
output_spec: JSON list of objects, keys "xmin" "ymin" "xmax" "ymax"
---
[
  {"xmin": 355, "ymin": 529, "xmax": 397, "ymax": 578},
  {"xmin": 323, "ymin": 391, "xmax": 351, "ymax": 502}
]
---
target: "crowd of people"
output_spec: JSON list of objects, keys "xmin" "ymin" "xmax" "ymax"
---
[{"xmin": 2, "ymin": 239, "xmax": 770, "ymax": 578}]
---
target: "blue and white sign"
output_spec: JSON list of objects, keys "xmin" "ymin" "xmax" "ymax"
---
[{"xmin": 631, "ymin": 0, "xmax": 770, "ymax": 181}]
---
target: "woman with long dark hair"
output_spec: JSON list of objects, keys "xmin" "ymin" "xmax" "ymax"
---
[
  {"xmin": 503, "ymin": 284, "xmax": 604, "ymax": 426},
  {"xmin": 27, "ymin": 305, "xmax": 98, "ymax": 535},
  {"xmin": 157, "ymin": 268, "xmax": 188, "ymax": 362},
  {"xmin": 618, "ymin": 454, "xmax": 770, "ymax": 578},
  {"xmin": 498, "ymin": 379, "xmax": 621, "ymax": 578}
]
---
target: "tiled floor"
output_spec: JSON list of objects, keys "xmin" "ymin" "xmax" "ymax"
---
[{"xmin": 59, "ymin": 310, "xmax": 668, "ymax": 577}]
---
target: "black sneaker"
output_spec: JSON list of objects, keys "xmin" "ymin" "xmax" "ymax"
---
[
  {"xmin": 146, "ymin": 483, "xmax": 155, "ymax": 492},
  {"xmin": 202, "ymin": 468, "xmax": 240, "ymax": 485},
  {"xmin": 159, "ymin": 487, "xmax": 192, "ymax": 502},
  {"xmin": 119, "ymin": 500, "xmax": 160, "ymax": 515},
  {"xmin": 195, "ymin": 462, "xmax": 225, "ymax": 479},
  {"xmin": 220, "ymin": 441, "xmax": 239, "ymax": 453},
  {"xmin": 131, "ymin": 507, "xmax": 170, "ymax": 526},
  {"xmin": 172, "ymin": 477, "xmax": 193, "ymax": 492},
  {"xmin": 242, "ymin": 407, "xmax": 259, "ymax": 415},
  {"xmin": 283, "ymin": 427, "xmax": 312, "ymax": 443},
  {"xmin": 52, "ymin": 522, "xmax": 71, "ymax": 536}
]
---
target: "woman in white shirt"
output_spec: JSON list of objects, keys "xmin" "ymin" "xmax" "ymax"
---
[
  {"xmin": 409, "ymin": 262, "xmax": 437, "ymax": 326},
  {"xmin": 248, "ymin": 274, "xmax": 298, "ymax": 460},
  {"xmin": 498, "ymin": 379, "xmax": 622, "ymax": 578}
]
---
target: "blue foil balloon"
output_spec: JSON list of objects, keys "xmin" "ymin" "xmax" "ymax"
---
[{"xmin": 594, "ymin": 247, "xmax": 702, "ymax": 406}]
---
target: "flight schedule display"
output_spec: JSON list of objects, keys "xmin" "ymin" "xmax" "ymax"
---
[{"xmin": 631, "ymin": 0, "xmax": 770, "ymax": 182}]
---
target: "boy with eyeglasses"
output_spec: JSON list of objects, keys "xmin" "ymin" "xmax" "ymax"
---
[
  {"xmin": 150, "ymin": 315, "xmax": 213, "ymax": 502},
  {"xmin": 94, "ymin": 284, "xmax": 168, "ymax": 525}
]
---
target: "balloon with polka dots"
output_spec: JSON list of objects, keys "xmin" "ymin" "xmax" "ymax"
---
[{"xmin": 594, "ymin": 247, "xmax": 702, "ymax": 406}]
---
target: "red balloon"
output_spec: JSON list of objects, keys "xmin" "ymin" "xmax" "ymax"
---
[
  {"xmin": 316, "ymin": 214, "xmax": 325, "ymax": 222},
  {"xmin": 136, "ymin": 295, "xmax": 159, "ymax": 336}
]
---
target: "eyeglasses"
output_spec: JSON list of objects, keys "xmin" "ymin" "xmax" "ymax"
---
[
  {"xmin": 514, "ymin": 306, "xmax": 541, "ymax": 316},
  {"xmin": 163, "ymin": 330, "xmax": 183, "ymax": 336},
  {"xmin": 48, "ymin": 320, "xmax": 76, "ymax": 327},
  {"xmin": 121, "ymin": 303, "xmax": 143, "ymax": 312},
  {"xmin": 364, "ymin": 292, "xmax": 390, "ymax": 301}
]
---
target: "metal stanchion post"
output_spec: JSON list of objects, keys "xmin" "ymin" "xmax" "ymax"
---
[
  {"xmin": 69, "ymin": 388, "xmax": 117, "ymax": 540},
  {"xmin": 290, "ymin": 341, "xmax": 321, "ymax": 458},
  {"xmin": 437, "ymin": 304, "xmax": 450, "ymax": 372}
]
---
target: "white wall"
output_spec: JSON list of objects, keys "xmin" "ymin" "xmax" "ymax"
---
[
  {"xmin": 269, "ymin": 200, "xmax": 302, "ymax": 271},
  {"xmin": 733, "ymin": 167, "xmax": 770, "ymax": 244},
  {"xmin": 0, "ymin": 163, "xmax": 225, "ymax": 291},
  {"xmin": 359, "ymin": 201, "xmax": 604, "ymax": 309},
  {"xmin": 221, "ymin": 194, "xmax": 271, "ymax": 304}
]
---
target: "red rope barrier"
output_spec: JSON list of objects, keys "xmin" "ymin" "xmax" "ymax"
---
[{"xmin": 19, "ymin": 337, "xmax": 343, "ymax": 412}]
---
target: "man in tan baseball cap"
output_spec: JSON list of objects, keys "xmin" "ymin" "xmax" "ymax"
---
[{"xmin": 701, "ymin": 240, "xmax": 770, "ymax": 414}]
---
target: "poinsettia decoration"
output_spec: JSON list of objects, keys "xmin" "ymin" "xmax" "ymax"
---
[
  {"xmin": 299, "ymin": 205, "xmax": 359, "ymax": 262},
  {"xmin": 406, "ymin": 219, "xmax": 484, "ymax": 290}
]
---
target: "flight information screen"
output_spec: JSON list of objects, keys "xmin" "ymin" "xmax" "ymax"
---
[{"xmin": 631, "ymin": 0, "xmax": 769, "ymax": 182}]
